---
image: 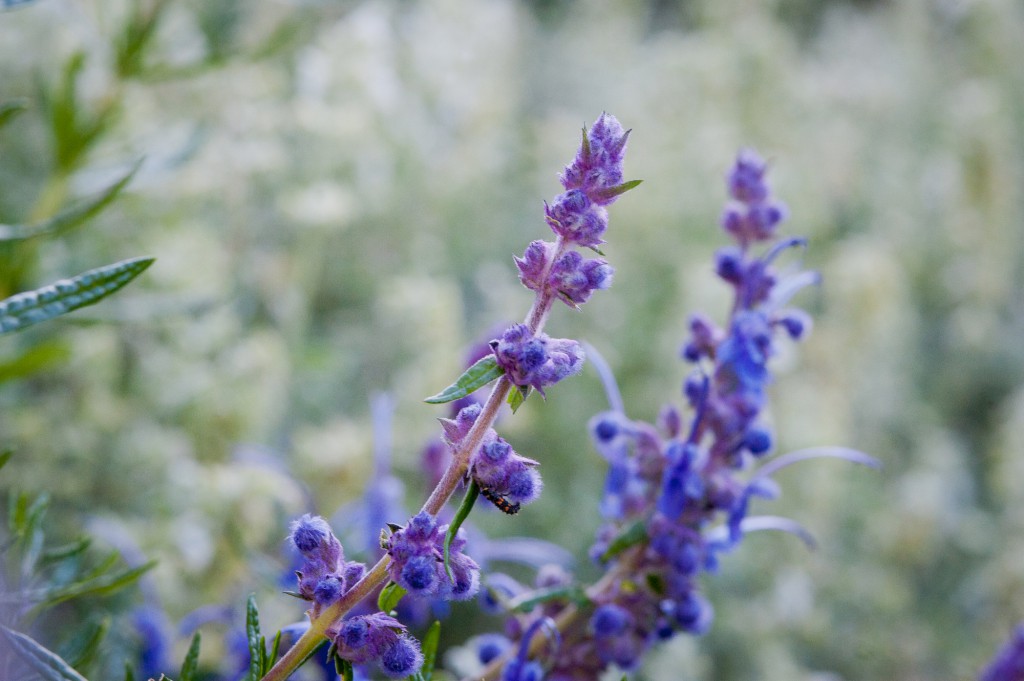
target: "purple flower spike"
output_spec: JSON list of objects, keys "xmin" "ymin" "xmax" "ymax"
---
[
  {"xmin": 727, "ymin": 149, "xmax": 770, "ymax": 204},
  {"xmin": 561, "ymin": 112, "xmax": 631, "ymax": 205},
  {"xmin": 491, "ymin": 324, "xmax": 584, "ymax": 396},
  {"xmin": 471, "ymin": 431, "xmax": 543, "ymax": 508}
]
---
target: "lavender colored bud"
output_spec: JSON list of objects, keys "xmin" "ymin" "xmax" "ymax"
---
[
  {"xmin": 727, "ymin": 149, "xmax": 769, "ymax": 204},
  {"xmin": 683, "ymin": 373, "xmax": 706, "ymax": 405},
  {"xmin": 561, "ymin": 113, "xmax": 630, "ymax": 206},
  {"xmin": 342, "ymin": 561, "xmax": 366, "ymax": 585},
  {"xmin": 492, "ymin": 325, "xmax": 584, "ymax": 394},
  {"xmin": 502, "ymin": 659, "xmax": 545, "ymax": 681},
  {"xmin": 744, "ymin": 426, "xmax": 772, "ymax": 455},
  {"xmin": 313, "ymin": 575, "xmax": 345, "ymax": 606},
  {"xmin": 441, "ymin": 403, "xmax": 482, "ymax": 445},
  {"xmin": 714, "ymin": 247, "xmax": 744, "ymax": 283},
  {"xmin": 777, "ymin": 309, "xmax": 811, "ymax": 340},
  {"xmin": 674, "ymin": 590, "xmax": 714, "ymax": 635},
  {"xmin": 590, "ymin": 603, "xmax": 632, "ymax": 638},
  {"xmin": 593, "ymin": 415, "xmax": 620, "ymax": 443},
  {"xmin": 547, "ymin": 251, "xmax": 614, "ymax": 307},
  {"xmin": 720, "ymin": 205, "xmax": 745, "ymax": 240},
  {"xmin": 476, "ymin": 633, "xmax": 512, "ymax": 665},
  {"xmin": 658, "ymin": 404, "xmax": 682, "ymax": 439},
  {"xmin": 506, "ymin": 467, "xmax": 543, "ymax": 504},
  {"xmin": 441, "ymin": 552, "xmax": 481, "ymax": 601},
  {"xmin": 482, "ymin": 438, "xmax": 512, "ymax": 462},
  {"xmin": 401, "ymin": 555, "xmax": 438, "ymax": 593},
  {"xmin": 545, "ymin": 190, "xmax": 609, "ymax": 248},
  {"xmin": 339, "ymin": 617, "xmax": 370, "ymax": 649},
  {"xmin": 515, "ymin": 240, "xmax": 555, "ymax": 293},
  {"xmin": 290, "ymin": 514, "xmax": 338, "ymax": 560},
  {"xmin": 380, "ymin": 637, "xmax": 423, "ymax": 678}
]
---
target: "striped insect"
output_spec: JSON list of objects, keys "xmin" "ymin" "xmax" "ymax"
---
[{"xmin": 479, "ymin": 486, "xmax": 521, "ymax": 515}]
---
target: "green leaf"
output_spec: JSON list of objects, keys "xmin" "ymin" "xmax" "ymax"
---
[
  {"xmin": 60, "ymin": 618, "xmax": 108, "ymax": 671},
  {"xmin": 444, "ymin": 481, "xmax": 480, "ymax": 580},
  {"xmin": 40, "ymin": 536, "xmax": 92, "ymax": 565},
  {"xmin": 1, "ymin": 627, "xmax": 90, "ymax": 681},
  {"xmin": 0, "ymin": 256, "xmax": 155, "ymax": 336},
  {"xmin": 0, "ymin": 161, "xmax": 141, "ymax": 242},
  {"xmin": 267, "ymin": 630, "xmax": 282, "ymax": 671},
  {"xmin": 123, "ymin": 662, "xmax": 135, "ymax": 681},
  {"xmin": 417, "ymin": 621, "xmax": 441, "ymax": 681},
  {"xmin": 336, "ymin": 657, "xmax": 354, "ymax": 681},
  {"xmin": 506, "ymin": 585, "xmax": 589, "ymax": 613},
  {"xmin": 246, "ymin": 594, "xmax": 263, "ymax": 681},
  {"xmin": 599, "ymin": 519, "xmax": 648, "ymax": 563},
  {"xmin": 0, "ymin": 340, "xmax": 71, "ymax": 384},
  {"xmin": 0, "ymin": 448, "xmax": 11, "ymax": 472},
  {"xmin": 507, "ymin": 385, "xmax": 529, "ymax": 413},
  {"xmin": 377, "ymin": 581, "xmax": 408, "ymax": 614},
  {"xmin": 0, "ymin": 98, "xmax": 29, "ymax": 129},
  {"xmin": 179, "ymin": 632, "xmax": 201, "ymax": 681},
  {"xmin": 37, "ymin": 559, "xmax": 156, "ymax": 608},
  {"xmin": 424, "ymin": 355, "xmax": 502, "ymax": 404}
]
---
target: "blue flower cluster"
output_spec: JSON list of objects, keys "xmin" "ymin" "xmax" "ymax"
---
[
  {"xmin": 289, "ymin": 514, "xmax": 430, "ymax": 678},
  {"xmin": 442, "ymin": 402, "xmax": 544, "ymax": 509},
  {"xmin": 384, "ymin": 511, "xmax": 480, "ymax": 600},
  {"xmin": 472, "ymin": 150, "xmax": 832, "ymax": 681},
  {"xmin": 491, "ymin": 324, "xmax": 585, "ymax": 398}
]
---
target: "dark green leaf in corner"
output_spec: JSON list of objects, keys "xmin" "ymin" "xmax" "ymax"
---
[
  {"xmin": 0, "ymin": 256, "xmax": 155, "ymax": 336},
  {"xmin": 179, "ymin": 632, "xmax": 201, "ymax": 681},
  {"xmin": 424, "ymin": 355, "xmax": 502, "ymax": 404},
  {"xmin": 246, "ymin": 594, "xmax": 264, "ymax": 681},
  {"xmin": 1, "ymin": 627, "xmax": 90, "ymax": 681},
  {"xmin": 444, "ymin": 481, "xmax": 479, "ymax": 580},
  {"xmin": 378, "ymin": 580, "xmax": 408, "ymax": 614}
]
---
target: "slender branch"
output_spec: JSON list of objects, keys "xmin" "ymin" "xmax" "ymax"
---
[{"xmin": 262, "ymin": 241, "xmax": 566, "ymax": 680}]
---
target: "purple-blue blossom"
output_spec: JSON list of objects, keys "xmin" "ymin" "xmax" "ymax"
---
[
  {"xmin": 491, "ymin": 324, "xmax": 584, "ymax": 396},
  {"xmin": 385, "ymin": 511, "xmax": 480, "ymax": 601},
  {"xmin": 327, "ymin": 612, "xmax": 423, "ymax": 679},
  {"xmin": 980, "ymin": 624, "xmax": 1024, "ymax": 681}
]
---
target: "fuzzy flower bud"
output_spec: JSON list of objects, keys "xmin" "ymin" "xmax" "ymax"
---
[
  {"xmin": 491, "ymin": 324, "xmax": 584, "ymax": 396},
  {"xmin": 385, "ymin": 511, "xmax": 480, "ymax": 601},
  {"xmin": 561, "ymin": 112, "xmax": 630, "ymax": 205},
  {"xmin": 544, "ymin": 190, "xmax": 609, "ymax": 248},
  {"xmin": 328, "ymin": 612, "xmax": 423, "ymax": 679},
  {"xmin": 547, "ymin": 250, "xmax": 614, "ymax": 307}
]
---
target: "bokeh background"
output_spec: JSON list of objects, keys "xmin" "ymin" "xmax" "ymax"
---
[{"xmin": 2, "ymin": 0, "xmax": 1024, "ymax": 679}]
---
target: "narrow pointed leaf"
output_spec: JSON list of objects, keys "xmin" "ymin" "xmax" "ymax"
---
[
  {"xmin": 377, "ymin": 581, "xmax": 407, "ymax": 614},
  {"xmin": 0, "ymin": 256, "xmax": 155, "ymax": 335},
  {"xmin": 444, "ymin": 481, "xmax": 479, "ymax": 580},
  {"xmin": 179, "ymin": 632, "xmax": 201, "ymax": 681},
  {"xmin": 507, "ymin": 585, "xmax": 589, "ymax": 613},
  {"xmin": 415, "ymin": 621, "xmax": 440, "ymax": 681},
  {"xmin": 1, "ymin": 627, "xmax": 89, "ymax": 681},
  {"xmin": 123, "ymin": 662, "xmax": 135, "ymax": 681},
  {"xmin": 424, "ymin": 355, "xmax": 502, "ymax": 404},
  {"xmin": 60, "ymin": 617, "xmax": 108, "ymax": 670},
  {"xmin": 0, "ymin": 161, "xmax": 141, "ymax": 242},
  {"xmin": 591, "ymin": 179, "xmax": 642, "ymax": 204},
  {"xmin": 38, "ymin": 559, "xmax": 156, "ymax": 608},
  {"xmin": 40, "ymin": 536, "xmax": 92, "ymax": 565},
  {"xmin": 599, "ymin": 519, "xmax": 648, "ymax": 563},
  {"xmin": 0, "ymin": 449, "xmax": 11, "ymax": 472},
  {"xmin": 267, "ymin": 630, "xmax": 282, "ymax": 671},
  {"xmin": 0, "ymin": 98, "xmax": 29, "ymax": 128},
  {"xmin": 0, "ymin": 340, "xmax": 71, "ymax": 384},
  {"xmin": 246, "ymin": 594, "xmax": 263, "ymax": 681}
]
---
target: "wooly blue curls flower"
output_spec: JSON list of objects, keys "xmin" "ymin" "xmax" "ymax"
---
[
  {"xmin": 385, "ymin": 511, "xmax": 480, "ymax": 600},
  {"xmin": 327, "ymin": 612, "xmax": 423, "ymax": 679},
  {"xmin": 464, "ymin": 150, "xmax": 877, "ymax": 681},
  {"xmin": 491, "ymin": 324, "xmax": 584, "ymax": 396},
  {"xmin": 290, "ymin": 514, "xmax": 367, "ymax": 617},
  {"xmin": 979, "ymin": 623, "xmax": 1024, "ymax": 681}
]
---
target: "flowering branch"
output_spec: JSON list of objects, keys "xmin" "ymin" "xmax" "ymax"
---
[{"xmin": 261, "ymin": 113, "xmax": 636, "ymax": 681}]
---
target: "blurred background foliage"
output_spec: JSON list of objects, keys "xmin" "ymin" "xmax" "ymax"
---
[{"xmin": 1, "ymin": 0, "xmax": 1023, "ymax": 679}]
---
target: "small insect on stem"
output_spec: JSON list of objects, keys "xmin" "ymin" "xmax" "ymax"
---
[{"xmin": 479, "ymin": 487, "xmax": 521, "ymax": 515}]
